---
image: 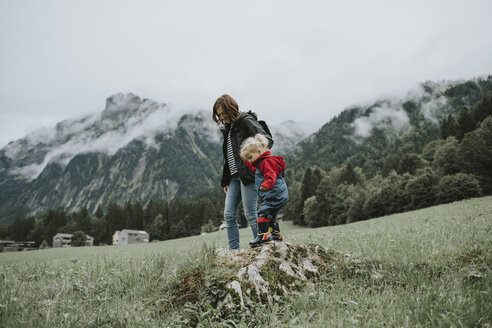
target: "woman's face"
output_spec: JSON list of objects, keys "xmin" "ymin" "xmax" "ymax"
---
[{"xmin": 216, "ymin": 106, "xmax": 231, "ymax": 124}]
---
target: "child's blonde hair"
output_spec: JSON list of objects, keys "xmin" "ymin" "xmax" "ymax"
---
[{"xmin": 240, "ymin": 134, "xmax": 269, "ymax": 161}]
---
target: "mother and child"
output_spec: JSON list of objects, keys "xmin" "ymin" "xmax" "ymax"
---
[{"xmin": 212, "ymin": 94, "xmax": 289, "ymax": 250}]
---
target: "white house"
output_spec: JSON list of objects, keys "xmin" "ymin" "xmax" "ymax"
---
[
  {"xmin": 52, "ymin": 233, "xmax": 94, "ymax": 247},
  {"xmin": 113, "ymin": 229, "xmax": 149, "ymax": 245}
]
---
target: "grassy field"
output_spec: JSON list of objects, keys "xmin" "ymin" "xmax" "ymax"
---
[{"xmin": 1, "ymin": 196, "xmax": 491, "ymax": 327}]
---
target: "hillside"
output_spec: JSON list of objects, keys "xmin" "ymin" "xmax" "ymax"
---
[
  {"xmin": 0, "ymin": 196, "xmax": 490, "ymax": 327},
  {"xmin": 287, "ymin": 76, "xmax": 492, "ymax": 178}
]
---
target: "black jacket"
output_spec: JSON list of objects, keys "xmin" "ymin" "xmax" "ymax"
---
[{"xmin": 221, "ymin": 111, "xmax": 274, "ymax": 187}]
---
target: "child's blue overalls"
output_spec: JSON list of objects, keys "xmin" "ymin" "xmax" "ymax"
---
[{"xmin": 255, "ymin": 158, "xmax": 289, "ymax": 219}]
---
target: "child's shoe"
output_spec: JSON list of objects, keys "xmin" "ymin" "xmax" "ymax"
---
[
  {"xmin": 269, "ymin": 220, "xmax": 283, "ymax": 241},
  {"xmin": 249, "ymin": 232, "xmax": 270, "ymax": 247},
  {"xmin": 249, "ymin": 218, "xmax": 270, "ymax": 248},
  {"xmin": 269, "ymin": 232, "xmax": 283, "ymax": 241}
]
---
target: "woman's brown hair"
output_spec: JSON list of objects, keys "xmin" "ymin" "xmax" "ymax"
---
[{"xmin": 212, "ymin": 94, "xmax": 240, "ymax": 125}]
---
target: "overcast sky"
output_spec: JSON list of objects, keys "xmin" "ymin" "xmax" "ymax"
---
[{"xmin": 1, "ymin": 0, "xmax": 491, "ymax": 147}]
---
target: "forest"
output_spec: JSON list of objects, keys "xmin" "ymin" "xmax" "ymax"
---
[{"xmin": 283, "ymin": 95, "xmax": 492, "ymax": 227}]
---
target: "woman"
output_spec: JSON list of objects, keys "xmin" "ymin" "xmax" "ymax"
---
[{"xmin": 212, "ymin": 94, "xmax": 273, "ymax": 250}]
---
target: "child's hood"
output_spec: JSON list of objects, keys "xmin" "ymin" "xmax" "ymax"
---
[{"xmin": 252, "ymin": 150, "xmax": 286, "ymax": 170}]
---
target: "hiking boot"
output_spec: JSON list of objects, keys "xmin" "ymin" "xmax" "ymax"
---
[
  {"xmin": 249, "ymin": 232, "xmax": 270, "ymax": 247},
  {"xmin": 269, "ymin": 232, "xmax": 283, "ymax": 241},
  {"xmin": 269, "ymin": 219, "xmax": 283, "ymax": 241},
  {"xmin": 249, "ymin": 218, "xmax": 270, "ymax": 248}
]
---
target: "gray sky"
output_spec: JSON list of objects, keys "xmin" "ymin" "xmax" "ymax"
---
[{"xmin": 1, "ymin": 0, "xmax": 491, "ymax": 147}]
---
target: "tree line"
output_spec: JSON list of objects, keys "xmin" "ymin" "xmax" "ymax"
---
[
  {"xmin": 0, "ymin": 196, "xmax": 225, "ymax": 247},
  {"xmin": 282, "ymin": 95, "xmax": 492, "ymax": 227}
]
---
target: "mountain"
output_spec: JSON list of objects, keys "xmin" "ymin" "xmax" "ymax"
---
[
  {"xmin": 0, "ymin": 93, "xmax": 221, "ymax": 221},
  {"xmin": 286, "ymin": 76, "xmax": 492, "ymax": 178},
  {"xmin": 0, "ymin": 93, "xmax": 311, "ymax": 223}
]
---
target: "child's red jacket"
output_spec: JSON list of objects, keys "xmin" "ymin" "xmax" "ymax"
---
[{"xmin": 245, "ymin": 150, "xmax": 286, "ymax": 190}]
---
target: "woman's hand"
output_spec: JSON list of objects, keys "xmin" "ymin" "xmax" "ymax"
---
[
  {"xmin": 259, "ymin": 186, "xmax": 267, "ymax": 191},
  {"xmin": 223, "ymin": 186, "xmax": 229, "ymax": 193}
]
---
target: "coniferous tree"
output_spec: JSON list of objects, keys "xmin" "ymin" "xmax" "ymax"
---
[
  {"xmin": 42, "ymin": 209, "xmax": 68, "ymax": 243},
  {"xmin": 440, "ymin": 114, "xmax": 460, "ymax": 139},
  {"xmin": 89, "ymin": 215, "xmax": 107, "ymax": 245},
  {"xmin": 457, "ymin": 107, "xmax": 474, "ymax": 139},
  {"xmin": 312, "ymin": 176, "xmax": 338, "ymax": 226},
  {"xmin": 148, "ymin": 213, "xmax": 167, "ymax": 241},
  {"xmin": 391, "ymin": 172, "xmax": 413, "ymax": 213},
  {"xmin": 29, "ymin": 218, "xmax": 45, "ymax": 246},
  {"xmin": 458, "ymin": 116, "xmax": 492, "ymax": 193},
  {"xmin": 363, "ymin": 174, "xmax": 397, "ymax": 219},
  {"xmin": 302, "ymin": 196, "xmax": 320, "ymax": 228},
  {"xmin": 433, "ymin": 137, "xmax": 460, "ymax": 175},
  {"xmin": 397, "ymin": 153, "xmax": 424, "ymax": 175},
  {"xmin": 106, "ymin": 200, "xmax": 124, "ymax": 239},
  {"xmin": 382, "ymin": 154, "xmax": 400, "ymax": 177},
  {"xmin": 124, "ymin": 201, "xmax": 135, "ymax": 229},
  {"xmin": 472, "ymin": 96, "xmax": 492, "ymax": 125},
  {"xmin": 8, "ymin": 216, "xmax": 35, "ymax": 241},
  {"xmin": 201, "ymin": 200, "xmax": 221, "ymax": 226},
  {"xmin": 345, "ymin": 184, "xmax": 368, "ymax": 223},
  {"xmin": 295, "ymin": 166, "xmax": 325, "ymax": 225},
  {"xmin": 95, "ymin": 204, "xmax": 104, "ymax": 219},
  {"xmin": 0, "ymin": 223, "xmax": 8, "ymax": 239},
  {"xmin": 169, "ymin": 220, "xmax": 186, "ymax": 239},
  {"xmin": 339, "ymin": 163, "xmax": 359, "ymax": 185},
  {"xmin": 133, "ymin": 201, "xmax": 145, "ymax": 230},
  {"xmin": 73, "ymin": 207, "xmax": 90, "ymax": 231},
  {"xmin": 282, "ymin": 182, "xmax": 301, "ymax": 221}
]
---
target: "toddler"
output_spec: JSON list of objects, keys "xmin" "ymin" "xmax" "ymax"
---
[{"xmin": 240, "ymin": 134, "xmax": 289, "ymax": 247}]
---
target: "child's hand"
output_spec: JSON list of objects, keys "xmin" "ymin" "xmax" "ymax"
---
[{"xmin": 260, "ymin": 186, "xmax": 267, "ymax": 191}]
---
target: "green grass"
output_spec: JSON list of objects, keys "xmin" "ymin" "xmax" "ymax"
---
[{"xmin": 1, "ymin": 196, "xmax": 491, "ymax": 327}]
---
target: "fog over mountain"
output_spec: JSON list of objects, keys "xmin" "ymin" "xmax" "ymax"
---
[
  {"xmin": 350, "ymin": 80, "xmax": 456, "ymax": 140},
  {"xmin": 2, "ymin": 93, "xmax": 311, "ymax": 181},
  {"xmin": 286, "ymin": 76, "xmax": 492, "ymax": 178},
  {"xmin": 3, "ymin": 93, "xmax": 213, "ymax": 180}
]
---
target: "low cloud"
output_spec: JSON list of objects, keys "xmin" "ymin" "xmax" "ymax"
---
[
  {"xmin": 5, "ymin": 93, "xmax": 217, "ymax": 180},
  {"xmin": 352, "ymin": 101, "xmax": 410, "ymax": 138},
  {"xmin": 351, "ymin": 81, "xmax": 454, "ymax": 139},
  {"xmin": 269, "ymin": 120, "xmax": 317, "ymax": 154}
]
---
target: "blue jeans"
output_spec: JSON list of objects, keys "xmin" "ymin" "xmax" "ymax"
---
[{"xmin": 224, "ymin": 176, "xmax": 258, "ymax": 250}]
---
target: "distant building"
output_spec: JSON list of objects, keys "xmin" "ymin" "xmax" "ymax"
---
[
  {"xmin": 52, "ymin": 233, "xmax": 94, "ymax": 248},
  {"xmin": 1, "ymin": 240, "xmax": 36, "ymax": 252},
  {"xmin": 113, "ymin": 229, "xmax": 149, "ymax": 245},
  {"xmin": 0, "ymin": 240, "xmax": 15, "ymax": 247}
]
